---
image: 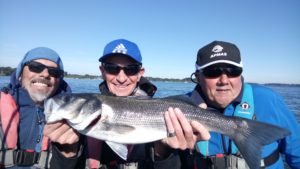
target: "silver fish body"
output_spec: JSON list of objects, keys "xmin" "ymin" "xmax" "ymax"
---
[{"xmin": 44, "ymin": 93, "xmax": 290, "ymax": 169}]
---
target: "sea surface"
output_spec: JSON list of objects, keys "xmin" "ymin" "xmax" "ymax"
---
[{"xmin": 0, "ymin": 76, "xmax": 299, "ymax": 123}]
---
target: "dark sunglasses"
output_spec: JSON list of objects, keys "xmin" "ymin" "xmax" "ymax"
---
[
  {"xmin": 25, "ymin": 61, "xmax": 63, "ymax": 78},
  {"xmin": 102, "ymin": 62, "xmax": 141, "ymax": 76},
  {"xmin": 201, "ymin": 66, "xmax": 242, "ymax": 78}
]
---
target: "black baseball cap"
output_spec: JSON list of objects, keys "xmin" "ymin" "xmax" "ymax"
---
[{"xmin": 196, "ymin": 41, "xmax": 243, "ymax": 70}]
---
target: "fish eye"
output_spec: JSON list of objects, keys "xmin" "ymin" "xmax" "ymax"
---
[{"xmin": 82, "ymin": 99, "xmax": 101, "ymax": 113}]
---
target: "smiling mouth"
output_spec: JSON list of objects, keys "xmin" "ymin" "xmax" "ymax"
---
[
  {"xmin": 216, "ymin": 88, "xmax": 229, "ymax": 92},
  {"xmin": 32, "ymin": 79, "xmax": 52, "ymax": 87},
  {"xmin": 115, "ymin": 84, "xmax": 129, "ymax": 88}
]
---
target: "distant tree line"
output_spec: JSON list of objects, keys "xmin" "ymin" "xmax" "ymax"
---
[
  {"xmin": 0, "ymin": 66, "xmax": 191, "ymax": 82},
  {"xmin": 0, "ymin": 67, "xmax": 16, "ymax": 76}
]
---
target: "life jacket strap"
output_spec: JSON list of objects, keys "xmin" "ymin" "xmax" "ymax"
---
[
  {"xmin": 260, "ymin": 149, "xmax": 280, "ymax": 168},
  {"xmin": 13, "ymin": 149, "xmax": 40, "ymax": 166},
  {"xmin": 0, "ymin": 149, "xmax": 51, "ymax": 168},
  {"xmin": 194, "ymin": 149, "xmax": 280, "ymax": 169}
]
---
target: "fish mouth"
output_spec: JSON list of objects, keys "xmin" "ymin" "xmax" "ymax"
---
[{"xmin": 85, "ymin": 115, "xmax": 101, "ymax": 129}]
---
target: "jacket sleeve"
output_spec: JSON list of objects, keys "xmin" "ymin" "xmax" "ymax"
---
[
  {"xmin": 275, "ymin": 95, "xmax": 300, "ymax": 168},
  {"xmin": 50, "ymin": 141, "xmax": 86, "ymax": 169}
]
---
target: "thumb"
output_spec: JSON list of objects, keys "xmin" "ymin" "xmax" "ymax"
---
[{"xmin": 199, "ymin": 103, "xmax": 207, "ymax": 109}]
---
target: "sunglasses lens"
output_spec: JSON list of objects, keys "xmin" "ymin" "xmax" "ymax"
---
[
  {"xmin": 202, "ymin": 67, "xmax": 222, "ymax": 78},
  {"xmin": 202, "ymin": 66, "xmax": 242, "ymax": 78},
  {"xmin": 123, "ymin": 65, "xmax": 140, "ymax": 76},
  {"xmin": 27, "ymin": 62, "xmax": 45, "ymax": 73},
  {"xmin": 26, "ymin": 61, "xmax": 62, "ymax": 78},
  {"xmin": 103, "ymin": 63, "xmax": 140, "ymax": 76},
  {"xmin": 48, "ymin": 68, "xmax": 63, "ymax": 78},
  {"xmin": 103, "ymin": 63, "xmax": 121, "ymax": 75},
  {"xmin": 225, "ymin": 67, "xmax": 242, "ymax": 77}
]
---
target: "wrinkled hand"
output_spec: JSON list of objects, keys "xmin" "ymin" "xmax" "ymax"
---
[
  {"xmin": 44, "ymin": 120, "xmax": 80, "ymax": 157},
  {"xmin": 162, "ymin": 107, "xmax": 210, "ymax": 150},
  {"xmin": 44, "ymin": 120, "xmax": 80, "ymax": 144}
]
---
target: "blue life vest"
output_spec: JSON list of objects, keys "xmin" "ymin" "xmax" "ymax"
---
[{"xmin": 196, "ymin": 83, "xmax": 255, "ymax": 156}]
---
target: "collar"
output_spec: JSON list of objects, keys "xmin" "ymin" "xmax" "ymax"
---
[{"xmin": 98, "ymin": 77, "xmax": 157, "ymax": 97}]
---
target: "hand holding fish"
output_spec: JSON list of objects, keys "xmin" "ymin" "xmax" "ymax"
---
[
  {"xmin": 44, "ymin": 120, "xmax": 80, "ymax": 157},
  {"xmin": 162, "ymin": 107, "xmax": 210, "ymax": 150}
]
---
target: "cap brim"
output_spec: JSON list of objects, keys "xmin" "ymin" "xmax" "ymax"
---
[
  {"xmin": 196, "ymin": 60, "xmax": 243, "ymax": 70},
  {"xmin": 99, "ymin": 53, "xmax": 141, "ymax": 64}
]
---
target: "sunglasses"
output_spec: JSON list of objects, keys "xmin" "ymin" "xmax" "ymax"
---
[
  {"xmin": 201, "ymin": 66, "xmax": 242, "ymax": 78},
  {"xmin": 25, "ymin": 61, "xmax": 63, "ymax": 78},
  {"xmin": 102, "ymin": 62, "xmax": 141, "ymax": 76}
]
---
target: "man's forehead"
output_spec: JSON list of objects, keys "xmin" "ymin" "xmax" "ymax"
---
[{"xmin": 30, "ymin": 59, "xmax": 59, "ymax": 67}]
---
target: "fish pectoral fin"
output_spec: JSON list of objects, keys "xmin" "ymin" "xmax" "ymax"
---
[
  {"xmin": 102, "ymin": 122, "xmax": 135, "ymax": 134},
  {"xmin": 106, "ymin": 141, "xmax": 128, "ymax": 160}
]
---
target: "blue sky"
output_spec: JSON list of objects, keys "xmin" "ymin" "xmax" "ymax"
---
[{"xmin": 1, "ymin": 0, "xmax": 300, "ymax": 84}]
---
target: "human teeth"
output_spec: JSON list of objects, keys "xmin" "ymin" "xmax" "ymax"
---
[{"xmin": 33, "ymin": 82, "xmax": 47, "ymax": 87}]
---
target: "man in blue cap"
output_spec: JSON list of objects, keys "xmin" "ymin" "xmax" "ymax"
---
[
  {"xmin": 44, "ymin": 39, "xmax": 210, "ymax": 169},
  {"xmin": 0, "ymin": 47, "xmax": 75, "ymax": 168}
]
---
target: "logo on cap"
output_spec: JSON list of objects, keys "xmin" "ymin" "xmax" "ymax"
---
[
  {"xmin": 210, "ymin": 45, "xmax": 227, "ymax": 58},
  {"xmin": 212, "ymin": 45, "xmax": 223, "ymax": 53},
  {"xmin": 112, "ymin": 43, "xmax": 127, "ymax": 54}
]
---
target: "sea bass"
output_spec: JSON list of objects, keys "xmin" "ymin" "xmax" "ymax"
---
[{"xmin": 44, "ymin": 93, "xmax": 290, "ymax": 169}]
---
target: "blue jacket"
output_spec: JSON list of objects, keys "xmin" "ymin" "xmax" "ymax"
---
[{"xmin": 188, "ymin": 83, "xmax": 300, "ymax": 169}]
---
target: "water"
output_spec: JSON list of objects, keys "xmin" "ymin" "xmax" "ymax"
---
[{"xmin": 0, "ymin": 76, "xmax": 299, "ymax": 122}]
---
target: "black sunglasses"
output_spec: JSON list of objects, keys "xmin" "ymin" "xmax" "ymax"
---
[
  {"xmin": 25, "ymin": 61, "xmax": 63, "ymax": 78},
  {"xmin": 102, "ymin": 62, "xmax": 141, "ymax": 76},
  {"xmin": 201, "ymin": 66, "xmax": 242, "ymax": 78}
]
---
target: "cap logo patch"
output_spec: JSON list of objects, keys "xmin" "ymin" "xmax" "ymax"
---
[
  {"xmin": 212, "ymin": 45, "xmax": 223, "ymax": 52},
  {"xmin": 210, "ymin": 45, "xmax": 227, "ymax": 58},
  {"xmin": 112, "ymin": 43, "xmax": 127, "ymax": 54}
]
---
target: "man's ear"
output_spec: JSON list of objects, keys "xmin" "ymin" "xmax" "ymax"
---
[
  {"xmin": 99, "ymin": 65, "xmax": 106, "ymax": 80},
  {"xmin": 138, "ymin": 67, "xmax": 145, "ymax": 81}
]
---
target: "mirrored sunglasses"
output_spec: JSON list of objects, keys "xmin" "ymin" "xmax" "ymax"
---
[
  {"xmin": 102, "ymin": 62, "xmax": 141, "ymax": 76},
  {"xmin": 201, "ymin": 66, "xmax": 242, "ymax": 78},
  {"xmin": 25, "ymin": 61, "xmax": 63, "ymax": 78}
]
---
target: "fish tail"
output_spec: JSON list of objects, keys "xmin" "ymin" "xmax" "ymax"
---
[{"xmin": 231, "ymin": 117, "xmax": 290, "ymax": 169}]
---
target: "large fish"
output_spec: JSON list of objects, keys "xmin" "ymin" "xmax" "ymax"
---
[{"xmin": 44, "ymin": 93, "xmax": 290, "ymax": 169}]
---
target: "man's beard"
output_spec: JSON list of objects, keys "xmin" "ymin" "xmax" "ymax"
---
[
  {"xmin": 28, "ymin": 90, "xmax": 52, "ymax": 103},
  {"xmin": 22, "ymin": 78, "xmax": 55, "ymax": 104}
]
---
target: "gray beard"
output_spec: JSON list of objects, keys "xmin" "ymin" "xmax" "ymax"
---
[{"xmin": 26, "ymin": 89, "xmax": 52, "ymax": 105}]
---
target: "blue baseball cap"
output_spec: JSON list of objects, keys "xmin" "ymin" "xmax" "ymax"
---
[
  {"xmin": 99, "ymin": 39, "xmax": 142, "ymax": 64},
  {"xmin": 16, "ymin": 47, "xmax": 64, "ymax": 78}
]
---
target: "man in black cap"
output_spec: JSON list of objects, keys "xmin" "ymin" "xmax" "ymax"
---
[{"xmin": 180, "ymin": 41, "xmax": 300, "ymax": 169}]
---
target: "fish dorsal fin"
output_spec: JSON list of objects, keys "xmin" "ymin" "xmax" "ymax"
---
[
  {"xmin": 163, "ymin": 94, "xmax": 198, "ymax": 106},
  {"xmin": 105, "ymin": 141, "xmax": 128, "ymax": 160}
]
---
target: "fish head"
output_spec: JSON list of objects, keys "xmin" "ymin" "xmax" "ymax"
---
[{"xmin": 44, "ymin": 93, "xmax": 103, "ymax": 131}]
